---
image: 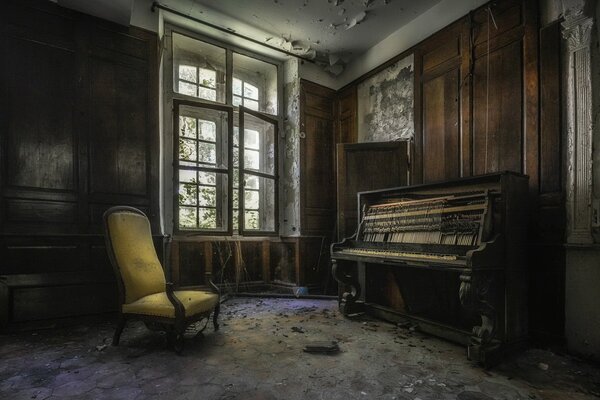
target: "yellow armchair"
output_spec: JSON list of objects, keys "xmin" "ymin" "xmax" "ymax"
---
[{"xmin": 103, "ymin": 206, "xmax": 220, "ymax": 352}]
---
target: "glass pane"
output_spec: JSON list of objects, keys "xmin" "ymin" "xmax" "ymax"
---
[
  {"xmin": 198, "ymin": 171, "xmax": 216, "ymax": 185},
  {"xmin": 179, "ymin": 169, "xmax": 196, "ymax": 183},
  {"xmin": 233, "ymin": 53, "xmax": 278, "ymax": 115},
  {"xmin": 198, "ymin": 120, "xmax": 216, "ymax": 141},
  {"xmin": 233, "ymin": 78, "xmax": 242, "ymax": 96},
  {"xmin": 179, "ymin": 104, "xmax": 229, "ymax": 169},
  {"xmin": 179, "ymin": 65, "xmax": 197, "ymax": 83},
  {"xmin": 245, "ymin": 175, "xmax": 259, "ymax": 189},
  {"xmin": 233, "ymin": 96, "xmax": 243, "ymax": 107},
  {"xmin": 179, "ymin": 207, "xmax": 197, "ymax": 229},
  {"xmin": 199, "ymin": 68, "xmax": 216, "ymax": 88},
  {"xmin": 244, "ymin": 129, "xmax": 260, "ymax": 150},
  {"xmin": 179, "ymin": 138, "xmax": 197, "ymax": 162},
  {"xmin": 198, "ymin": 142, "xmax": 216, "ymax": 165},
  {"xmin": 244, "ymin": 82, "xmax": 259, "ymax": 100},
  {"xmin": 178, "ymin": 183, "xmax": 197, "ymax": 205},
  {"xmin": 244, "ymin": 149, "xmax": 260, "ymax": 170},
  {"xmin": 244, "ymin": 174, "xmax": 275, "ymax": 232},
  {"xmin": 233, "ymin": 189, "xmax": 239, "ymax": 209},
  {"xmin": 173, "ymin": 33, "xmax": 226, "ymax": 103},
  {"xmin": 198, "ymin": 87, "xmax": 217, "ymax": 102},
  {"xmin": 245, "ymin": 211, "xmax": 260, "ymax": 230},
  {"xmin": 198, "ymin": 186, "xmax": 216, "ymax": 207},
  {"xmin": 198, "ymin": 208, "xmax": 217, "ymax": 229},
  {"xmin": 178, "ymin": 82, "xmax": 197, "ymax": 97},
  {"xmin": 241, "ymin": 113, "xmax": 276, "ymax": 175},
  {"xmin": 244, "ymin": 99, "xmax": 259, "ymax": 111},
  {"xmin": 244, "ymin": 190, "xmax": 259, "ymax": 210},
  {"xmin": 179, "ymin": 116, "xmax": 197, "ymax": 138}
]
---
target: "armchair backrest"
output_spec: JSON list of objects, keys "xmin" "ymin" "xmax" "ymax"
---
[{"xmin": 103, "ymin": 207, "xmax": 166, "ymax": 304}]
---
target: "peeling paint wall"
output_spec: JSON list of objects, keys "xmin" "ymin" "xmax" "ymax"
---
[
  {"xmin": 357, "ymin": 54, "xmax": 414, "ymax": 142},
  {"xmin": 281, "ymin": 58, "xmax": 301, "ymax": 236}
]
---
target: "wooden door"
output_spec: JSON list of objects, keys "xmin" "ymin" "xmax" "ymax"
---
[{"xmin": 336, "ymin": 142, "xmax": 409, "ymax": 240}]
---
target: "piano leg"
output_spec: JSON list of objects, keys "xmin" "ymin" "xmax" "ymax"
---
[
  {"xmin": 331, "ymin": 260, "xmax": 363, "ymax": 315},
  {"xmin": 459, "ymin": 271, "xmax": 500, "ymax": 366}
]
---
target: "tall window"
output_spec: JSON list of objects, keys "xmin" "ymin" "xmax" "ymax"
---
[{"xmin": 169, "ymin": 30, "xmax": 279, "ymax": 235}]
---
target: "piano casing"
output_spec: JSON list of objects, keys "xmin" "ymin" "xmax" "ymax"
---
[{"xmin": 331, "ymin": 172, "xmax": 528, "ymax": 365}]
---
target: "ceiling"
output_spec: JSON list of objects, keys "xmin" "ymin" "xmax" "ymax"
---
[{"xmin": 188, "ymin": 0, "xmax": 442, "ymax": 63}]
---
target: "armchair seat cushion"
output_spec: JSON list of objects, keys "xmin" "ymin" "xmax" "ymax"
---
[{"xmin": 122, "ymin": 290, "xmax": 219, "ymax": 319}]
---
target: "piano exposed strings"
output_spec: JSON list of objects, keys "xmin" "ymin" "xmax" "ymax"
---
[{"xmin": 360, "ymin": 192, "xmax": 489, "ymax": 247}]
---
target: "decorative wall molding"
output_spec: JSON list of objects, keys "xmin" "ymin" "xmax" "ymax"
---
[{"xmin": 562, "ymin": 13, "xmax": 594, "ymax": 244}]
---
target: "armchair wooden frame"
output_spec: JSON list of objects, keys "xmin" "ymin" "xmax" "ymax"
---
[{"xmin": 103, "ymin": 206, "xmax": 220, "ymax": 353}]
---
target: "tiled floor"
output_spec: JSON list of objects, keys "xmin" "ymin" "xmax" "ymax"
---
[{"xmin": 1, "ymin": 298, "xmax": 599, "ymax": 399}]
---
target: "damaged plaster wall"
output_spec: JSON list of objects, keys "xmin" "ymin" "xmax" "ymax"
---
[
  {"xmin": 357, "ymin": 54, "xmax": 414, "ymax": 142},
  {"xmin": 281, "ymin": 58, "xmax": 301, "ymax": 236}
]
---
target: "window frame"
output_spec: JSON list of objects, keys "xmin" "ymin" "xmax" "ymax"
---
[
  {"xmin": 165, "ymin": 25, "xmax": 283, "ymax": 237},
  {"xmin": 173, "ymin": 99, "xmax": 234, "ymax": 235},
  {"xmin": 238, "ymin": 106, "xmax": 279, "ymax": 236}
]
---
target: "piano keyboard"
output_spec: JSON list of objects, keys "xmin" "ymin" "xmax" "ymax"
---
[
  {"xmin": 337, "ymin": 248, "xmax": 458, "ymax": 261},
  {"xmin": 359, "ymin": 192, "xmax": 488, "ymax": 246}
]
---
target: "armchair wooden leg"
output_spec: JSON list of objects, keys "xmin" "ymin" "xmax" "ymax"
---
[
  {"xmin": 113, "ymin": 315, "xmax": 126, "ymax": 346},
  {"xmin": 213, "ymin": 302, "xmax": 220, "ymax": 331}
]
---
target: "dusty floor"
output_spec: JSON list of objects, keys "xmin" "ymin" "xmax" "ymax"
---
[{"xmin": 1, "ymin": 297, "xmax": 599, "ymax": 400}]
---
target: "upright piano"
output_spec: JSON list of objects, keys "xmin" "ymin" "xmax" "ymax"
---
[{"xmin": 331, "ymin": 172, "xmax": 528, "ymax": 365}]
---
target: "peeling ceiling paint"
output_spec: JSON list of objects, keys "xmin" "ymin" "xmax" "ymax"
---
[{"xmin": 188, "ymin": 0, "xmax": 441, "ymax": 70}]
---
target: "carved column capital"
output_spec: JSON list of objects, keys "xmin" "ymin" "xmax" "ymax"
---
[{"xmin": 561, "ymin": 13, "xmax": 593, "ymax": 51}]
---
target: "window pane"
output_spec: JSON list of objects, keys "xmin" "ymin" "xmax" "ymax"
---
[
  {"xmin": 233, "ymin": 96, "xmax": 243, "ymax": 107},
  {"xmin": 233, "ymin": 189, "xmax": 239, "ymax": 210},
  {"xmin": 245, "ymin": 211, "xmax": 260, "ymax": 230},
  {"xmin": 244, "ymin": 149, "xmax": 260, "ymax": 170},
  {"xmin": 179, "ymin": 65, "xmax": 197, "ymax": 83},
  {"xmin": 198, "ymin": 186, "xmax": 216, "ymax": 207},
  {"xmin": 179, "ymin": 138, "xmax": 197, "ymax": 162},
  {"xmin": 233, "ymin": 53, "xmax": 278, "ymax": 115},
  {"xmin": 178, "ymin": 183, "xmax": 197, "ymax": 205},
  {"xmin": 198, "ymin": 87, "xmax": 217, "ymax": 102},
  {"xmin": 198, "ymin": 171, "xmax": 216, "ymax": 185},
  {"xmin": 179, "ymin": 116, "xmax": 197, "ymax": 138},
  {"xmin": 198, "ymin": 120, "xmax": 216, "ymax": 141},
  {"xmin": 179, "ymin": 207, "xmax": 197, "ymax": 229},
  {"xmin": 179, "ymin": 169, "xmax": 196, "ymax": 183},
  {"xmin": 244, "ymin": 99, "xmax": 259, "ymax": 111},
  {"xmin": 233, "ymin": 78, "xmax": 242, "ymax": 96},
  {"xmin": 245, "ymin": 175, "xmax": 259, "ymax": 189},
  {"xmin": 244, "ymin": 174, "xmax": 275, "ymax": 232},
  {"xmin": 199, "ymin": 68, "xmax": 216, "ymax": 88},
  {"xmin": 244, "ymin": 190, "xmax": 259, "ymax": 210},
  {"xmin": 198, "ymin": 208, "xmax": 217, "ymax": 229},
  {"xmin": 242, "ymin": 113, "xmax": 276, "ymax": 175},
  {"xmin": 244, "ymin": 129, "xmax": 260, "ymax": 150},
  {"xmin": 244, "ymin": 82, "xmax": 259, "ymax": 100},
  {"xmin": 178, "ymin": 82, "xmax": 197, "ymax": 97},
  {"xmin": 198, "ymin": 142, "xmax": 216, "ymax": 164},
  {"xmin": 173, "ymin": 33, "xmax": 226, "ymax": 103}
]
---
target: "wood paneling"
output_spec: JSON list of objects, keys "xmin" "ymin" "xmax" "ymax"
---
[
  {"xmin": 0, "ymin": 0, "xmax": 159, "ymax": 326},
  {"xmin": 300, "ymin": 80, "xmax": 336, "ymax": 236},
  {"xmin": 336, "ymin": 142, "xmax": 409, "ymax": 240},
  {"xmin": 336, "ymin": 86, "xmax": 357, "ymax": 144},
  {"xmin": 415, "ymin": 17, "xmax": 470, "ymax": 184}
]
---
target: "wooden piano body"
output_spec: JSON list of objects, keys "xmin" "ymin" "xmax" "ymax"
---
[{"xmin": 331, "ymin": 172, "xmax": 529, "ymax": 365}]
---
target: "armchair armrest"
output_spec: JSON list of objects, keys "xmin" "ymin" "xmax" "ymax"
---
[
  {"xmin": 205, "ymin": 271, "xmax": 220, "ymax": 296},
  {"xmin": 165, "ymin": 282, "xmax": 185, "ymax": 321}
]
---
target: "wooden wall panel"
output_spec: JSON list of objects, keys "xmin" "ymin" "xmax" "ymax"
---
[
  {"xmin": 422, "ymin": 70, "xmax": 461, "ymax": 182},
  {"xmin": 300, "ymin": 80, "xmax": 336, "ymax": 236},
  {"xmin": 415, "ymin": 17, "xmax": 470, "ymax": 184},
  {"xmin": 472, "ymin": 40, "xmax": 524, "ymax": 175},
  {"xmin": 336, "ymin": 86, "xmax": 357, "ymax": 144},
  {"xmin": 0, "ymin": 0, "xmax": 159, "ymax": 326}
]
